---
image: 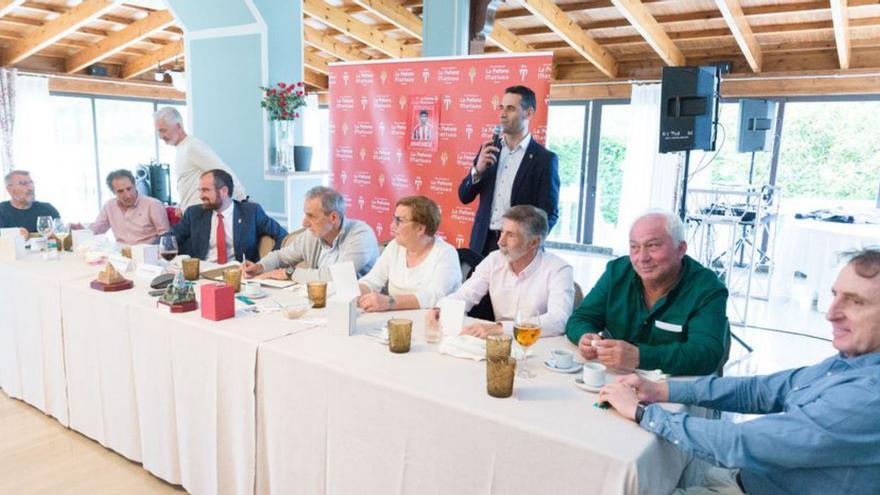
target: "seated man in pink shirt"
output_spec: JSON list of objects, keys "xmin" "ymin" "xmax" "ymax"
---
[{"xmin": 90, "ymin": 169, "xmax": 170, "ymax": 245}]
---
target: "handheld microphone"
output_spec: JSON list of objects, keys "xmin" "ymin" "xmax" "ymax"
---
[{"xmin": 490, "ymin": 124, "xmax": 503, "ymax": 164}]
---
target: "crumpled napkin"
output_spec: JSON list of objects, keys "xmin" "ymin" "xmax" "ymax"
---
[{"xmin": 438, "ymin": 334, "xmax": 524, "ymax": 361}]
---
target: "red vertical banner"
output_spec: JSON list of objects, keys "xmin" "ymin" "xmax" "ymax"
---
[{"xmin": 329, "ymin": 53, "xmax": 553, "ymax": 247}]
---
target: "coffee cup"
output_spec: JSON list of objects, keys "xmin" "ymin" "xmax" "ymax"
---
[
  {"xmin": 243, "ymin": 280, "xmax": 261, "ymax": 297},
  {"xmin": 550, "ymin": 349, "xmax": 573, "ymax": 369},
  {"xmin": 582, "ymin": 362, "xmax": 607, "ymax": 387}
]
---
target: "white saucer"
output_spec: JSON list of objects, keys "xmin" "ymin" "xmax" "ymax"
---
[
  {"xmin": 574, "ymin": 377, "xmax": 604, "ymax": 393},
  {"xmin": 543, "ymin": 359, "xmax": 582, "ymax": 374},
  {"xmin": 243, "ymin": 290, "xmax": 268, "ymax": 299}
]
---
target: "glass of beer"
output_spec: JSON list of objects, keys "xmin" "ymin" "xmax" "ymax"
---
[{"xmin": 513, "ymin": 310, "xmax": 541, "ymax": 378}]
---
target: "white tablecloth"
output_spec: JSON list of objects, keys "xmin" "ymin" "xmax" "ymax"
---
[
  {"xmin": 0, "ymin": 254, "xmax": 96, "ymax": 425},
  {"xmin": 57, "ymin": 260, "xmax": 312, "ymax": 495},
  {"xmin": 256, "ymin": 310, "xmax": 688, "ymax": 495},
  {"xmin": 773, "ymin": 219, "xmax": 880, "ymax": 310}
]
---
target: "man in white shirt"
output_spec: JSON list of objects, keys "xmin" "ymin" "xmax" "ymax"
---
[
  {"xmin": 154, "ymin": 107, "xmax": 247, "ymax": 210},
  {"xmin": 431, "ymin": 205, "xmax": 574, "ymax": 337}
]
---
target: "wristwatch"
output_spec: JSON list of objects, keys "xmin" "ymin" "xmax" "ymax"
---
[
  {"xmin": 285, "ymin": 266, "xmax": 295, "ymax": 279},
  {"xmin": 634, "ymin": 403, "xmax": 647, "ymax": 424}
]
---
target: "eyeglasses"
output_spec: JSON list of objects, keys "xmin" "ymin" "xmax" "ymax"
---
[{"xmin": 392, "ymin": 215, "xmax": 414, "ymax": 225}]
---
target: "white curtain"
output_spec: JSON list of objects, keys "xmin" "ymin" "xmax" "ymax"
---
[
  {"xmin": 0, "ymin": 68, "xmax": 16, "ymax": 183},
  {"xmin": 11, "ymin": 76, "xmax": 52, "ymax": 204},
  {"xmin": 613, "ymin": 83, "xmax": 682, "ymax": 254}
]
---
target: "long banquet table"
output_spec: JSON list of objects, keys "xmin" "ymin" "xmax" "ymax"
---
[
  {"xmin": 255, "ymin": 310, "xmax": 689, "ymax": 495},
  {"xmin": 1, "ymin": 253, "xmax": 691, "ymax": 495}
]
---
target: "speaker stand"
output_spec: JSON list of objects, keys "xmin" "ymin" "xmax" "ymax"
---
[{"xmin": 678, "ymin": 149, "xmax": 691, "ymax": 220}]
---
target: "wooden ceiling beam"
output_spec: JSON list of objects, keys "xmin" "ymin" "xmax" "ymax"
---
[
  {"xmin": 0, "ymin": 0, "xmax": 26, "ymax": 19},
  {"xmin": 518, "ymin": 0, "xmax": 618, "ymax": 77},
  {"xmin": 352, "ymin": 0, "xmax": 421, "ymax": 40},
  {"xmin": 121, "ymin": 38, "xmax": 181, "ymax": 79},
  {"xmin": 714, "ymin": 0, "xmax": 762, "ymax": 72},
  {"xmin": 830, "ymin": 0, "xmax": 851, "ymax": 69},
  {"xmin": 303, "ymin": 24, "xmax": 371, "ymax": 61},
  {"xmin": 610, "ymin": 0, "xmax": 684, "ymax": 66},
  {"xmin": 304, "ymin": 49, "xmax": 331, "ymax": 75},
  {"xmin": 488, "ymin": 22, "xmax": 534, "ymax": 53},
  {"xmin": 303, "ymin": 0, "xmax": 418, "ymax": 58},
  {"xmin": 2, "ymin": 0, "xmax": 118, "ymax": 65},
  {"xmin": 304, "ymin": 68, "xmax": 328, "ymax": 89},
  {"xmin": 65, "ymin": 9, "xmax": 174, "ymax": 73}
]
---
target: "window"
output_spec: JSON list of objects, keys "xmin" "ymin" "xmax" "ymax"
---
[
  {"xmin": 546, "ymin": 104, "xmax": 586, "ymax": 243},
  {"xmin": 33, "ymin": 94, "xmax": 186, "ymax": 221},
  {"xmin": 592, "ymin": 103, "xmax": 630, "ymax": 246}
]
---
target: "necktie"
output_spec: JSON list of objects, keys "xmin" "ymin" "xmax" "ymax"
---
[{"xmin": 216, "ymin": 212, "xmax": 227, "ymax": 264}]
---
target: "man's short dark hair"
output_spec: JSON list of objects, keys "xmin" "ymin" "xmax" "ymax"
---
[
  {"xmin": 843, "ymin": 248, "xmax": 880, "ymax": 279},
  {"xmin": 419, "ymin": 109, "xmax": 429, "ymax": 117},
  {"xmin": 505, "ymin": 85, "xmax": 536, "ymax": 112},
  {"xmin": 106, "ymin": 169, "xmax": 136, "ymax": 190},
  {"xmin": 202, "ymin": 169, "xmax": 234, "ymax": 197}
]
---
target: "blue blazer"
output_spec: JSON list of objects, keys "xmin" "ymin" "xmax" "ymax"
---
[
  {"xmin": 458, "ymin": 138, "xmax": 560, "ymax": 253},
  {"xmin": 171, "ymin": 200, "xmax": 288, "ymax": 262}
]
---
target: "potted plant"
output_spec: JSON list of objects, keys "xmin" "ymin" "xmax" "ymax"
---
[{"xmin": 260, "ymin": 81, "xmax": 312, "ymax": 172}]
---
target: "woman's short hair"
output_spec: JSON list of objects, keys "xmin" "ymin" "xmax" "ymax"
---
[{"xmin": 396, "ymin": 195, "xmax": 441, "ymax": 237}]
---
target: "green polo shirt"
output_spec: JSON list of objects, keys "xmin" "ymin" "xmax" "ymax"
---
[{"xmin": 565, "ymin": 255, "xmax": 728, "ymax": 376}]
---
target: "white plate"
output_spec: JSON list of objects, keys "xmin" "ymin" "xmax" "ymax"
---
[
  {"xmin": 574, "ymin": 377, "xmax": 604, "ymax": 393},
  {"xmin": 543, "ymin": 359, "xmax": 583, "ymax": 374},
  {"xmin": 243, "ymin": 290, "xmax": 268, "ymax": 299}
]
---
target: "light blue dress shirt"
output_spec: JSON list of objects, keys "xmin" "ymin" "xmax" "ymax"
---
[{"xmin": 641, "ymin": 352, "xmax": 880, "ymax": 495}]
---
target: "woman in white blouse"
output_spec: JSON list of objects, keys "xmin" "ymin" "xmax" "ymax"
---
[{"xmin": 358, "ymin": 195, "xmax": 461, "ymax": 312}]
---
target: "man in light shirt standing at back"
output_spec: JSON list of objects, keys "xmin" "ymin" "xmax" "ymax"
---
[
  {"xmin": 430, "ymin": 205, "xmax": 574, "ymax": 338},
  {"xmin": 154, "ymin": 107, "xmax": 247, "ymax": 210}
]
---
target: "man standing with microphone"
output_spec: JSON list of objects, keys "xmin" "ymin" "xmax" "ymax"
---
[{"xmin": 458, "ymin": 85, "xmax": 560, "ymax": 255}]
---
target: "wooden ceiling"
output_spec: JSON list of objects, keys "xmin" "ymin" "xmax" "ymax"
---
[{"xmin": 3, "ymin": 0, "xmax": 880, "ymax": 98}]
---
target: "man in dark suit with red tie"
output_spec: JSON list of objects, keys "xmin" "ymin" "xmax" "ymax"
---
[
  {"xmin": 171, "ymin": 169, "xmax": 287, "ymax": 263},
  {"xmin": 458, "ymin": 85, "xmax": 560, "ymax": 255}
]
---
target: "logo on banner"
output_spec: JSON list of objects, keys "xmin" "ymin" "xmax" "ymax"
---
[
  {"xmin": 360, "ymin": 96, "xmax": 368, "ymax": 110},
  {"xmin": 421, "ymin": 67, "xmax": 430, "ymax": 84},
  {"xmin": 342, "ymin": 194, "xmax": 352, "ymax": 209},
  {"xmin": 391, "ymin": 121, "xmax": 406, "ymax": 138},
  {"xmin": 380, "ymin": 70, "xmax": 388, "ymax": 84},
  {"xmin": 359, "ymin": 147, "xmax": 367, "ymax": 161},
  {"xmin": 356, "ymin": 70, "xmax": 374, "ymax": 85},
  {"xmin": 409, "ymin": 150, "xmax": 433, "ymax": 166},
  {"xmin": 443, "ymin": 95, "xmax": 452, "ymax": 111},
  {"xmin": 459, "ymin": 94, "xmax": 483, "ymax": 112},
  {"xmin": 342, "ymin": 72, "xmax": 350, "ymax": 86},
  {"xmin": 455, "ymin": 234, "xmax": 465, "ymax": 248},
  {"xmin": 342, "ymin": 122, "xmax": 349, "ymax": 136},
  {"xmin": 354, "ymin": 121, "xmax": 374, "ymax": 137},
  {"xmin": 440, "ymin": 151, "xmax": 449, "ymax": 166},
  {"xmin": 396, "ymin": 149, "xmax": 403, "ymax": 163},
  {"xmin": 414, "ymin": 176, "xmax": 422, "ymax": 190},
  {"xmin": 394, "ymin": 68, "xmax": 415, "ymax": 85},
  {"xmin": 484, "ymin": 64, "xmax": 511, "ymax": 83},
  {"xmin": 353, "ymin": 171, "xmax": 372, "ymax": 186},
  {"xmin": 376, "ymin": 222, "xmax": 384, "ymax": 238},
  {"xmin": 437, "ymin": 66, "xmax": 460, "ymax": 84},
  {"xmin": 465, "ymin": 124, "xmax": 474, "ymax": 140},
  {"xmin": 452, "ymin": 206, "xmax": 477, "ymax": 224},
  {"xmin": 429, "ymin": 176, "xmax": 453, "ymax": 196},
  {"xmin": 373, "ymin": 147, "xmax": 391, "ymax": 162},
  {"xmin": 335, "ymin": 145, "xmax": 353, "ymax": 161},
  {"xmin": 538, "ymin": 62, "xmax": 552, "ymax": 80},
  {"xmin": 370, "ymin": 197, "xmax": 391, "ymax": 213},
  {"xmin": 358, "ymin": 196, "xmax": 365, "ymax": 210},
  {"xmin": 378, "ymin": 121, "xmax": 386, "ymax": 136},
  {"xmin": 336, "ymin": 96, "xmax": 354, "ymax": 110},
  {"xmin": 468, "ymin": 67, "xmax": 477, "ymax": 83},
  {"xmin": 458, "ymin": 150, "xmax": 475, "ymax": 169},
  {"xmin": 491, "ymin": 94, "xmax": 500, "ymax": 110},
  {"xmin": 378, "ymin": 173, "xmax": 385, "ymax": 187},
  {"xmin": 391, "ymin": 174, "xmax": 409, "ymax": 190},
  {"xmin": 340, "ymin": 170, "xmax": 348, "ymax": 184},
  {"xmin": 519, "ymin": 64, "xmax": 528, "ymax": 81},
  {"xmin": 398, "ymin": 95, "xmax": 407, "ymax": 110},
  {"xmin": 439, "ymin": 123, "xmax": 458, "ymax": 140},
  {"xmin": 374, "ymin": 95, "xmax": 392, "ymax": 110},
  {"xmin": 533, "ymin": 126, "xmax": 547, "ymax": 144}
]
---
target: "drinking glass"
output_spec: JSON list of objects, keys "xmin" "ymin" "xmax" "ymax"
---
[
  {"xmin": 159, "ymin": 234, "xmax": 178, "ymax": 262},
  {"xmin": 513, "ymin": 310, "xmax": 541, "ymax": 378},
  {"xmin": 53, "ymin": 219, "xmax": 70, "ymax": 251},
  {"xmin": 36, "ymin": 216, "xmax": 53, "ymax": 249}
]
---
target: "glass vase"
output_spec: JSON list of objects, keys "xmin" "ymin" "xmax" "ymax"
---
[{"xmin": 273, "ymin": 120, "xmax": 296, "ymax": 172}]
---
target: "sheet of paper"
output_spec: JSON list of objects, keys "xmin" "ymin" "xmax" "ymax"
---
[
  {"xmin": 439, "ymin": 298, "xmax": 466, "ymax": 336},
  {"xmin": 256, "ymin": 279, "xmax": 296, "ymax": 289},
  {"xmin": 108, "ymin": 254, "xmax": 134, "ymax": 273},
  {"xmin": 329, "ymin": 261, "xmax": 359, "ymax": 300},
  {"xmin": 291, "ymin": 268, "xmax": 319, "ymax": 284},
  {"xmin": 0, "ymin": 227, "xmax": 23, "ymax": 239}
]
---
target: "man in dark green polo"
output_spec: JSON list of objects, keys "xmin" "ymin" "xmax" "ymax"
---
[{"xmin": 566, "ymin": 210, "xmax": 728, "ymax": 376}]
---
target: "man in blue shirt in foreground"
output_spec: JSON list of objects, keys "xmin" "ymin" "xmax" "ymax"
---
[{"xmin": 599, "ymin": 248, "xmax": 880, "ymax": 495}]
